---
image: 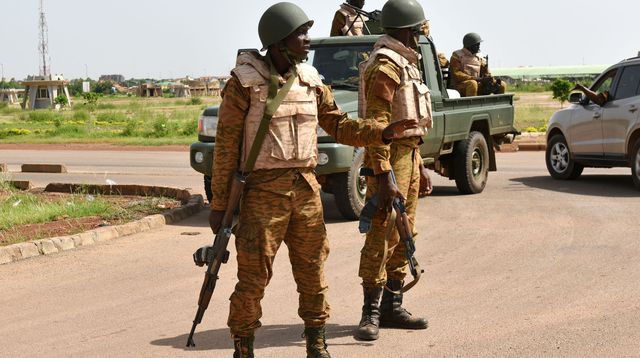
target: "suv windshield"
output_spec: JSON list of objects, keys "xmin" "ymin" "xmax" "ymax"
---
[{"xmin": 308, "ymin": 44, "xmax": 374, "ymax": 90}]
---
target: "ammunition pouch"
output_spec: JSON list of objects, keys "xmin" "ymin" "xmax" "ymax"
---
[{"xmin": 193, "ymin": 245, "xmax": 214, "ymax": 267}]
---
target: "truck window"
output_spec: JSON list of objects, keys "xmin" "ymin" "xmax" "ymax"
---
[
  {"xmin": 613, "ymin": 65, "xmax": 640, "ymax": 100},
  {"xmin": 309, "ymin": 45, "xmax": 373, "ymax": 89}
]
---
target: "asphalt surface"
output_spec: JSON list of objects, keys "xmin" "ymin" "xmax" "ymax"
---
[{"xmin": 1, "ymin": 149, "xmax": 639, "ymax": 357}]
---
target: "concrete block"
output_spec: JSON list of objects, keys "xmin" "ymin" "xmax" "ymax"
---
[
  {"xmin": 9, "ymin": 181, "xmax": 32, "ymax": 190},
  {"xmin": 16, "ymin": 242, "xmax": 40, "ymax": 259},
  {"xmin": 115, "ymin": 222, "xmax": 142, "ymax": 237},
  {"xmin": 34, "ymin": 239, "xmax": 59, "ymax": 255},
  {"xmin": 93, "ymin": 227, "xmax": 119, "ymax": 242},
  {"xmin": 143, "ymin": 214, "xmax": 166, "ymax": 229},
  {"xmin": 51, "ymin": 236, "xmax": 75, "ymax": 251},
  {"xmin": 497, "ymin": 143, "xmax": 519, "ymax": 152},
  {"xmin": 21, "ymin": 164, "xmax": 67, "ymax": 173},
  {"xmin": 76, "ymin": 231, "xmax": 97, "ymax": 246},
  {"xmin": 0, "ymin": 245, "xmax": 21, "ymax": 264}
]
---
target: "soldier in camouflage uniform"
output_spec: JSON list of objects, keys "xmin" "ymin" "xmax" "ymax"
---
[
  {"xmin": 330, "ymin": 0, "xmax": 368, "ymax": 36},
  {"xmin": 355, "ymin": 0, "xmax": 433, "ymax": 341},
  {"xmin": 209, "ymin": 3, "xmax": 418, "ymax": 357},
  {"xmin": 449, "ymin": 32, "xmax": 507, "ymax": 97}
]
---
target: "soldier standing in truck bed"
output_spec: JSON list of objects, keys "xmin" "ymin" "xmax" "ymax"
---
[
  {"xmin": 209, "ymin": 3, "xmax": 418, "ymax": 357},
  {"xmin": 355, "ymin": 0, "xmax": 433, "ymax": 342},
  {"xmin": 449, "ymin": 32, "xmax": 506, "ymax": 97},
  {"xmin": 330, "ymin": 0, "xmax": 368, "ymax": 36}
]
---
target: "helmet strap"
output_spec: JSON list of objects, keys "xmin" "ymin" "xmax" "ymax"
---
[{"xmin": 280, "ymin": 47, "xmax": 307, "ymax": 65}]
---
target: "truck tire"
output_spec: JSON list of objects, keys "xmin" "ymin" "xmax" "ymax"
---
[
  {"xmin": 546, "ymin": 134, "xmax": 583, "ymax": 180},
  {"xmin": 454, "ymin": 131, "xmax": 489, "ymax": 194},
  {"xmin": 204, "ymin": 175, "xmax": 213, "ymax": 204},
  {"xmin": 334, "ymin": 148, "xmax": 367, "ymax": 220},
  {"xmin": 632, "ymin": 139, "xmax": 640, "ymax": 190}
]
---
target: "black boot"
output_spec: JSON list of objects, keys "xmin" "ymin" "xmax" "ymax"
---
[
  {"xmin": 233, "ymin": 335, "xmax": 254, "ymax": 358},
  {"xmin": 303, "ymin": 326, "xmax": 331, "ymax": 358},
  {"xmin": 355, "ymin": 286, "xmax": 383, "ymax": 340},
  {"xmin": 379, "ymin": 280, "xmax": 428, "ymax": 329}
]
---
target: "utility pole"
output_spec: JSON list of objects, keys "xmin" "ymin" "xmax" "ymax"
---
[
  {"xmin": 85, "ymin": 64, "xmax": 88, "ymax": 79},
  {"xmin": 1, "ymin": 63, "xmax": 4, "ymax": 81},
  {"xmin": 38, "ymin": 0, "xmax": 50, "ymax": 77}
]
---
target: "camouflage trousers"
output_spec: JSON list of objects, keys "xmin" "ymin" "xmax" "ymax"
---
[
  {"xmin": 454, "ymin": 79, "xmax": 507, "ymax": 97},
  {"xmin": 228, "ymin": 174, "xmax": 330, "ymax": 337},
  {"xmin": 359, "ymin": 144, "xmax": 421, "ymax": 288}
]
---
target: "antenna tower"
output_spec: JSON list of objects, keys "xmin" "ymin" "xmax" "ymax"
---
[{"xmin": 38, "ymin": 0, "xmax": 50, "ymax": 77}]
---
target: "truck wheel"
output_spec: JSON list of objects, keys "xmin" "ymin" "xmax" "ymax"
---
[
  {"xmin": 546, "ymin": 134, "xmax": 583, "ymax": 180},
  {"xmin": 632, "ymin": 139, "xmax": 640, "ymax": 190},
  {"xmin": 334, "ymin": 148, "xmax": 366, "ymax": 220},
  {"xmin": 204, "ymin": 175, "xmax": 213, "ymax": 204},
  {"xmin": 454, "ymin": 131, "xmax": 489, "ymax": 194}
]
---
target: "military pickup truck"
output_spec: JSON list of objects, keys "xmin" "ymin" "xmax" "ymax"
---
[{"xmin": 190, "ymin": 35, "xmax": 517, "ymax": 219}]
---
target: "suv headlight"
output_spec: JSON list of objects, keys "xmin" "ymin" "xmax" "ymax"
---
[{"xmin": 198, "ymin": 115, "xmax": 219, "ymax": 137}]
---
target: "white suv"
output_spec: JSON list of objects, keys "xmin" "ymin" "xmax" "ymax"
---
[{"xmin": 546, "ymin": 56, "xmax": 640, "ymax": 189}]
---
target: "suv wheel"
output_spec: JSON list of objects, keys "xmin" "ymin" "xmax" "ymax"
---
[
  {"xmin": 546, "ymin": 134, "xmax": 583, "ymax": 180},
  {"xmin": 454, "ymin": 131, "xmax": 489, "ymax": 194},
  {"xmin": 632, "ymin": 139, "xmax": 640, "ymax": 190},
  {"xmin": 334, "ymin": 148, "xmax": 366, "ymax": 220}
]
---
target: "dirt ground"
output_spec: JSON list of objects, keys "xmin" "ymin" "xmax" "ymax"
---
[{"xmin": 0, "ymin": 189, "xmax": 182, "ymax": 246}]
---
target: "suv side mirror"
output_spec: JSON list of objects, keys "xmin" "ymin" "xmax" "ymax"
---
[{"xmin": 569, "ymin": 92, "xmax": 584, "ymax": 104}]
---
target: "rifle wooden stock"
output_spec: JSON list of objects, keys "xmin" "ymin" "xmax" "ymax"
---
[{"xmin": 186, "ymin": 173, "xmax": 246, "ymax": 347}]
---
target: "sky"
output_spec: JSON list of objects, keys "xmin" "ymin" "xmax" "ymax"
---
[{"xmin": 0, "ymin": 0, "xmax": 637, "ymax": 80}]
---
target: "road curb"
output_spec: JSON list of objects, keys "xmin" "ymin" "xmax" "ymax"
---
[
  {"xmin": 517, "ymin": 142, "xmax": 547, "ymax": 151},
  {"xmin": 0, "ymin": 186, "xmax": 204, "ymax": 265}
]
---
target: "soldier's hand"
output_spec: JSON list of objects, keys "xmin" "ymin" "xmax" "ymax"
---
[
  {"xmin": 382, "ymin": 119, "xmax": 419, "ymax": 141},
  {"xmin": 377, "ymin": 172, "xmax": 404, "ymax": 212},
  {"xmin": 419, "ymin": 165, "xmax": 433, "ymax": 197},
  {"xmin": 208, "ymin": 210, "xmax": 225, "ymax": 233}
]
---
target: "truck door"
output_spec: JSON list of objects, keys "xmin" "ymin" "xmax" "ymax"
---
[
  {"xmin": 569, "ymin": 69, "xmax": 617, "ymax": 157},
  {"xmin": 602, "ymin": 65, "xmax": 640, "ymax": 157}
]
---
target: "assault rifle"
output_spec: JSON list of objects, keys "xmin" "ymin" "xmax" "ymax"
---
[
  {"xmin": 186, "ymin": 173, "xmax": 245, "ymax": 347},
  {"xmin": 345, "ymin": 5, "xmax": 383, "ymax": 35},
  {"xmin": 358, "ymin": 168, "xmax": 423, "ymax": 293},
  {"xmin": 479, "ymin": 55, "xmax": 503, "ymax": 95}
]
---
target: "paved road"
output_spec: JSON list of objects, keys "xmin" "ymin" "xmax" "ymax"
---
[{"xmin": 1, "ymin": 149, "xmax": 639, "ymax": 357}]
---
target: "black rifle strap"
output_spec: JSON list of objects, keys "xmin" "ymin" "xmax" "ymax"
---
[{"xmin": 242, "ymin": 58, "xmax": 298, "ymax": 175}]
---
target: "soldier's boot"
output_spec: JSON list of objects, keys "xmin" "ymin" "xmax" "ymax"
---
[
  {"xmin": 355, "ymin": 286, "xmax": 383, "ymax": 341},
  {"xmin": 303, "ymin": 326, "xmax": 331, "ymax": 358},
  {"xmin": 379, "ymin": 280, "xmax": 428, "ymax": 329},
  {"xmin": 232, "ymin": 335, "xmax": 254, "ymax": 358}
]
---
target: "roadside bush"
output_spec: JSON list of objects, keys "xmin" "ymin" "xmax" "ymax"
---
[
  {"xmin": 149, "ymin": 117, "xmax": 169, "ymax": 137},
  {"xmin": 54, "ymin": 95, "xmax": 69, "ymax": 108},
  {"xmin": 96, "ymin": 112, "xmax": 128, "ymax": 123},
  {"xmin": 189, "ymin": 97, "xmax": 203, "ymax": 106},
  {"xmin": 551, "ymin": 79, "xmax": 573, "ymax": 108},
  {"xmin": 121, "ymin": 120, "xmax": 141, "ymax": 137},
  {"xmin": 0, "ymin": 128, "xmax": 32, "ymax": 138},
  {"xmin": 51, "ymin": 124, "xmax": 88, "ymax": 137},
  {"xmin": 525, "ymin": 126, "xmax": 538, "ymax": 133},
  {"xmin": 180, "ymin": 120, "xmax": 198, "ymax": 136},
  {"xmin": 21, "ymin": 111, "xmax": 64, "ymax": 123},
  {"xmin": 73, "ymin": 110, "xmax": 90, "ymax": 122},
  {"xmin": 538, "ymin": 124, "xmax": 548, "ymax": 133}
]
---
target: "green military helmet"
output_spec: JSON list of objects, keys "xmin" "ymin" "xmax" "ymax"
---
[
  {"xmin": 258, "ymin": 2, "xmax": 314, "ymax": 50},
  {"xmin": 463, "ymin": 33, "xmax": 483, "ymax": 48},
  {"xmin": 380, "ymin": 0, "xmax": 426, "ymax": 29}
]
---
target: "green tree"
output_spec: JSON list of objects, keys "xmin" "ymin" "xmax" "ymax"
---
[
  {"xmin": 550, "ymin": 79, "xmax": 573, "ymax": 108},
  {"xmin": 93, "ymin": 80, "xmax": 114, "ymax": 95},
  {"xmin": 54, "ymin": 95, "xmax": 69, "ymax": 107}
]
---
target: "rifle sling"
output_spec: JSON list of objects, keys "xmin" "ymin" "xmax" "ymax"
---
[{"xmin": 242, "ymin": 60, "xmax": 298, "ymax": 175}]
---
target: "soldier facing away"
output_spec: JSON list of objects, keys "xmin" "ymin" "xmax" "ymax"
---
[
  {"xmin": 356, "ymin": 0, "xmax": 434, "ymax": 341},
  {"xmin": 449, "ymin": 32, "xmax": 507, "ymax": 97},
  {"xmin": 330, "ymin": 0, "xmax": 368, "ymax": 36},
  {"xmin": 208, "ymin": 2, "xmax": 418, "ymax": 357}
]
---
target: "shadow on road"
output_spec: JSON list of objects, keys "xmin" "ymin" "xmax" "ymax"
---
[
  {"xmin": 511, "ymin": 174, "xmax": 639, "ymax": 197},
  {"xmin": 150, "ymin": 323, "xmax": 371, "ymax": 352}
]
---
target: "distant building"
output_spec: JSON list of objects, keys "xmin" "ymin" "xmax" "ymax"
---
[
  {"xmin": 99, "ymin": 74, "xmax": 125, "ymax": 84},
  {"xmin": 492, "ymin": 65, "xmax": 609, "ymax": 82},
  {"xmin": 21, "ymin": 74, "xmax": 72, "ymax": 110},
  {"xmin": 137, "ymin": 83, "xmax": 163, "ymax": 97},
  {"xmin": 0, "ymin": 89, "xmax": 23, "ymax": 105}
]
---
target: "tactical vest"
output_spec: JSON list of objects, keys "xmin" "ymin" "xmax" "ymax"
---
[
  {"xmin": 232, "ymin": 52, "xmax": 323, "ymax": 171},
  {"xmin": 451, "ymin": 48, "xmax": 484, "ymax": 86},
  {"xmin": 338, "ymin": 4, "xmax": 368, "ymax": 36},
  {"xmin": 359, "ymin": 36, "xmax": 432, "ymax": 138}
]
